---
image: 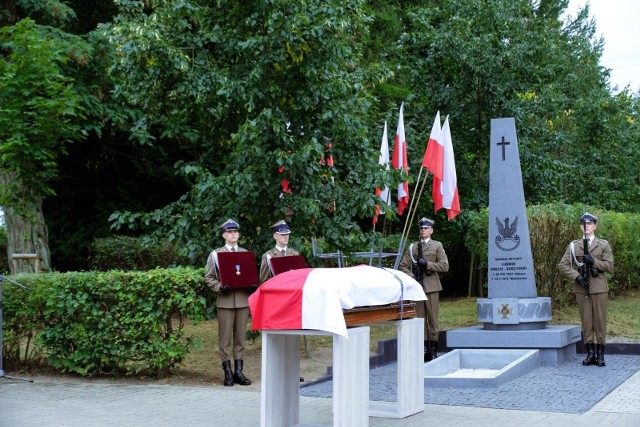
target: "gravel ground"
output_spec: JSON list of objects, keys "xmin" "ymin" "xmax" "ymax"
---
[{"xmin": 300, "ymin": 355, "xmax": 640, "ymax": 414}]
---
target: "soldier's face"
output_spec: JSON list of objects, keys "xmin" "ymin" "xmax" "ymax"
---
[
  {"xmin": 419, "ymin": 226, "xmax": 433, "ymax": 239},
  {"xmin": 223, "ymin": 230, "xmax": 239, "ymax": 245},
  {"xmin": 581, "ymin": 221, "xmax": 597, "ymax": 236},
  {"xmin": 274, "ymin": 233, "xmax": 289, "ymax": 247}
]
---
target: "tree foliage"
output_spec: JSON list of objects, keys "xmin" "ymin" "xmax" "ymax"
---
[
  {"xmin": 0, "ymin": 18, "xmax": 87, "ymax": 212},
  {"xmin": 2, "ymin": 0, "xmax": 639, "ymax": 286},
  {"xmin": 104, "ymin": 0, "xmax": 395, "ymax": 260}
]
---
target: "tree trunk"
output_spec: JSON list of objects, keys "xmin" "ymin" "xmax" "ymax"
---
[
  {"xmin": 0, "ymin": 0, "xmax": 19, "ymax": 26},
  {"xmin": 4, "ymin": 204, "xmax": 51, "ymax": 274}
]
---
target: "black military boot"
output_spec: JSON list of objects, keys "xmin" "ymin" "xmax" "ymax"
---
[
  {"xmin": 424, "ymin": 340, "xmax": 433, "ymax": 362},
  {"xmin": 222, "ymin": 360, "xmax": 234, "ymax": 387},
  {"xmin": 582, "ymin": 343, "xmax": 596, "ymax": 366},
  {"xmin": 233, "ymin": 359, "xmax": 252, "ymax": 385},
  {"xmin": 596, "ymin": 344, "xmax": 606, "ymax": 367},
  {"xmin": 432, "ymin": 341, "xmax": 439, "ymax": 359}
]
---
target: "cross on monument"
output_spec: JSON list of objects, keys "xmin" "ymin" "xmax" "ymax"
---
[{"xmin": 497, "ymin": 136, "xmax": 510, "ymax": 161}]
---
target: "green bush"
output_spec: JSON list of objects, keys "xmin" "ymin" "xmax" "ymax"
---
[
  {"xmin": 89, "ymin": 236, "xmax": 187, "ymax": 271},
  {"xmin": 465, "ymin": 203, "xmax": 640, "ymax": 307},
  {"xmin": 2, "ymin": 267, "xmax": 207, "ymax": 377}
]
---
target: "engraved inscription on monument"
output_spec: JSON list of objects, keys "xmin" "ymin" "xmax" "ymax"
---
[{"xmin": 487, "ymin": 118, "xmax": 536, "ymax": 299}]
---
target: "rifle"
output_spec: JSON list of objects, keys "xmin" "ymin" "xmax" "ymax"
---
[
  {"xmin": 581, "ymin": 226, "xmax": 590, "ymax": 298},
  {"xmin": 413, "ymin": 241, "xmax": 432, "ymax": 282},
  {"xmin": 413, "ymin": 242, "xmax": 424, "ymax": 283}
]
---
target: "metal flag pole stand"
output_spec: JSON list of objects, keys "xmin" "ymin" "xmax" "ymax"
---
[{"xmin": 0, "ymin": 274, "xmax": 34, "ymax": 382}]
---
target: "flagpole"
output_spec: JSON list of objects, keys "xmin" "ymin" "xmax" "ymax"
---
[
  {"xmin": 394, "ymin": 165, "xmax": 430, "ymax": 269},
  {"xmin": 406, "ymin": 168, "xmax": 431, "ymax": 234},
  {"xmin": 373, "ymin": 188, "xmax": 393, "ymax": 233}
]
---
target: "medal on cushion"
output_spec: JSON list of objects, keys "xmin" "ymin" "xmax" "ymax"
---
[{"xmin": 236, "ymin": 264, "xmax": 241, "ymax": 275}]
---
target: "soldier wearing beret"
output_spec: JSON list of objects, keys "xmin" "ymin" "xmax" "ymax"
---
[
  {"xmin": 204, "ymin": 218, "xmax": 253, "ymax": 386},
  {"xmin": 558, "ymin": 212, "xmax": 614, "ymax": 367},
  {"xmin": 399, "ymin": 217, "xmax": 449, "ymax": 362},
  {"xmin": 259, "ymin": 220, "xmax": 300, "ymax": 283}
]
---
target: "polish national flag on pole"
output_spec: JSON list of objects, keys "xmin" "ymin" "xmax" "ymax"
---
[
  {"xmin": 422, "ymin": 111, "xmax": 443, "ymax": 179},
  {"xmin": 373, "ymin": 121, "xmax": 391, "ymax": 224},
  {"xmin": 391, "ymin": 103, "xmax": 409, "ymax": 216},
  {"xmin": 439, "ymin": 116, "xmax": 460, "ymax": 220}
]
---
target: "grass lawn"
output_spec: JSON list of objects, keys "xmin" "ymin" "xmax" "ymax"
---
[{"xmin": 175, "ymin": 290, "xmax": 640, "ymax": 384}]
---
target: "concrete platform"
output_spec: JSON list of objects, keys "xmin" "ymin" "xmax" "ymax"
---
[
  {"xmin": 424, "ymin": 349, "xmax": 539, "ymax": 388},
  {"xmin": 446, "ymin": 324, "xmax": 581, "ymax": 365},
  {"xmin": 2, "ymin": 356, "xmax": 640, "ymax": 426}
]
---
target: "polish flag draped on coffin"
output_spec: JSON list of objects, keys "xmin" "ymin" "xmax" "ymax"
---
[{"xmin": 248, "ymin": 265, "xmax": 427, "ymax": 337}]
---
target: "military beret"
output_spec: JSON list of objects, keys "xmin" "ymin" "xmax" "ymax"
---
[
  {"xmin": 581, "ymin": 212, "xmax": 598, "ymax": 223},
  {"xmin": 418, "ymin": 217, "xmax": 435, "ymax": 228},
  {"xmin": 270, "ymin": 220, "xmax": 291, "ymax": 234},
  {"xmin": 220, "ymin": 218, "xmax": 240, "ymax": 232}
]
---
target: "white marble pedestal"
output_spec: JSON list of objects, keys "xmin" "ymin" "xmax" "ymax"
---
[
  {"xmin": 369, "ymin": 317, "xmax": 424, "ymax": 418},
  {"xmin": 260, "ymin": 327, "xmax": 370, "ymax": 427}
]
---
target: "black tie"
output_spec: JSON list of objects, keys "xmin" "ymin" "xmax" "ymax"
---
[
  {"xmin": 281, "ymin": 249, "xmax": 286, "ymax": 256},
  {"xmin": 231, "ymin": 247, "xmax": 236, "ymax": 252}
]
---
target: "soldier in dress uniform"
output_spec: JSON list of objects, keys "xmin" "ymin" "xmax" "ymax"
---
[
  {"xmin": 558, "ymin": 212, "xmax": 614, "ymax": 367},
  {"xmin": 399, "ymin": 217, "xmax": 449, "ymax": 362},
  {"xmin": 259, "ymin": 220, "xmax": 300, "ymax": 283},
  {"xmin": 204, "ymin": 218, "xmax": 253, "ymax": 386}
]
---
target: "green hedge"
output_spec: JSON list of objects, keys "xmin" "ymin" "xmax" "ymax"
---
[
  {"xmin": 2, "ymin": 267, "xmax": 207, "ymax": 376},
  {"xmin": 465, "ymin": 203, "xmax": 640, "ymax": 307},
  {"xmin": 89, "ymin": 236, "xmax": 188, "ymax": 271}
]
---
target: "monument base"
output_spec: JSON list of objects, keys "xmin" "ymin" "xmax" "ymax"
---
[
  {"xmin": 477, "ymin": 297, "xmax": 552, "ymax": 325},
  {"xmin": 446, "ymin": 324, "xmax": 581, "ymax": 365}
]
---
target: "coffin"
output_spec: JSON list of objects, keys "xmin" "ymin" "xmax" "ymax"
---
[
  {"xmin": 343, "ymin": 302, "xmax": 416, "ymax": 327},
  {"xmin": 249, "ymin": 265, "xmax": 426, "ymax": 336}
]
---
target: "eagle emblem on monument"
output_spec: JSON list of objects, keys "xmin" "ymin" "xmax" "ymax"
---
[{"xmin": 495, "ymin": 216, "xmax": 521, "ymax": 251}]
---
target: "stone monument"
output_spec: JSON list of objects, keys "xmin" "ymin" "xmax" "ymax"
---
[
  {"xmin": 446, "ymin": 118, "xmax": 580, "ymax": 365},
  {"xmin": 480, "ymin": 117, "xmax": 549, "ymax": 329}
]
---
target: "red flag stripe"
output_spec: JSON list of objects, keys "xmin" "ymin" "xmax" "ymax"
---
[
  {"xmin": 249, "ymin": 266, "xmax": 428, "ymax": 336},
  {"xmin": 392, "ymin": 103, "xmax": 409, "ymax": 215},
  {"xmin": 423, "ymin": 111, "xmax": 444, "ymax": 179}
]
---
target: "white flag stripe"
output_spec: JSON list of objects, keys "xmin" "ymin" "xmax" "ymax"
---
[
  {"xmin": 441, "ymin": 117, "xmax": 458, "ymax": 209},
  {"xmin": 378, "ymin": 121, "xmax": 391, "ymax": 212},
  {"xmin": 301, "ymin": 266, "xmax": 427, "ymax": 336}
]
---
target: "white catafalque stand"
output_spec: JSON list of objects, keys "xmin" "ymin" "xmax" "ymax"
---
[{"xmin": 259, "ymin": 317, "xmax": 424, "ymax": 427}]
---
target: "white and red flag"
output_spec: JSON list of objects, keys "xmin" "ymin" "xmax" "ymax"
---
[
  {"xmin": 391, "ymin": 103, "xmax": 409, "ymax": 215},
  {"xmin": 422, "ymin": 111, "xmax": 443, "ymax": 178},
  {"xmin": 248, "ymin": 265, "xmax": 427, "ymax": 337},
  {"xmin": 438, "ymin": 117, "xmax": 460, "ymax": 220},
  {"xmin": 373, "ymin": 121, "xmax": 391, "ymax": 224}
]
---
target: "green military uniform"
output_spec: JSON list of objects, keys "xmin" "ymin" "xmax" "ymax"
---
[
  {"xmin": 260, "ymin": 246, "xmax": 301, "ymax": 283},
  {"xmin": 399, "ymin": 217, "xmax": 449, "ymax": 361},
  {"xmin": 558, "ymin": 212, "xmax": 614, "ymax": 367},
  {"xmin": 204, "ymin": 219, "xmax": 253, "ymax": 386}
]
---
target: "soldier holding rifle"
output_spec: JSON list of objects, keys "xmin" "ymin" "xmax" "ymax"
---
[
  {"xmin": 558, "ymin": 212, "xmax": 614, "ymax": 367},
  {"xmin": 400, "ymin": 217, "xmax": 449, "ymax": 362}
]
